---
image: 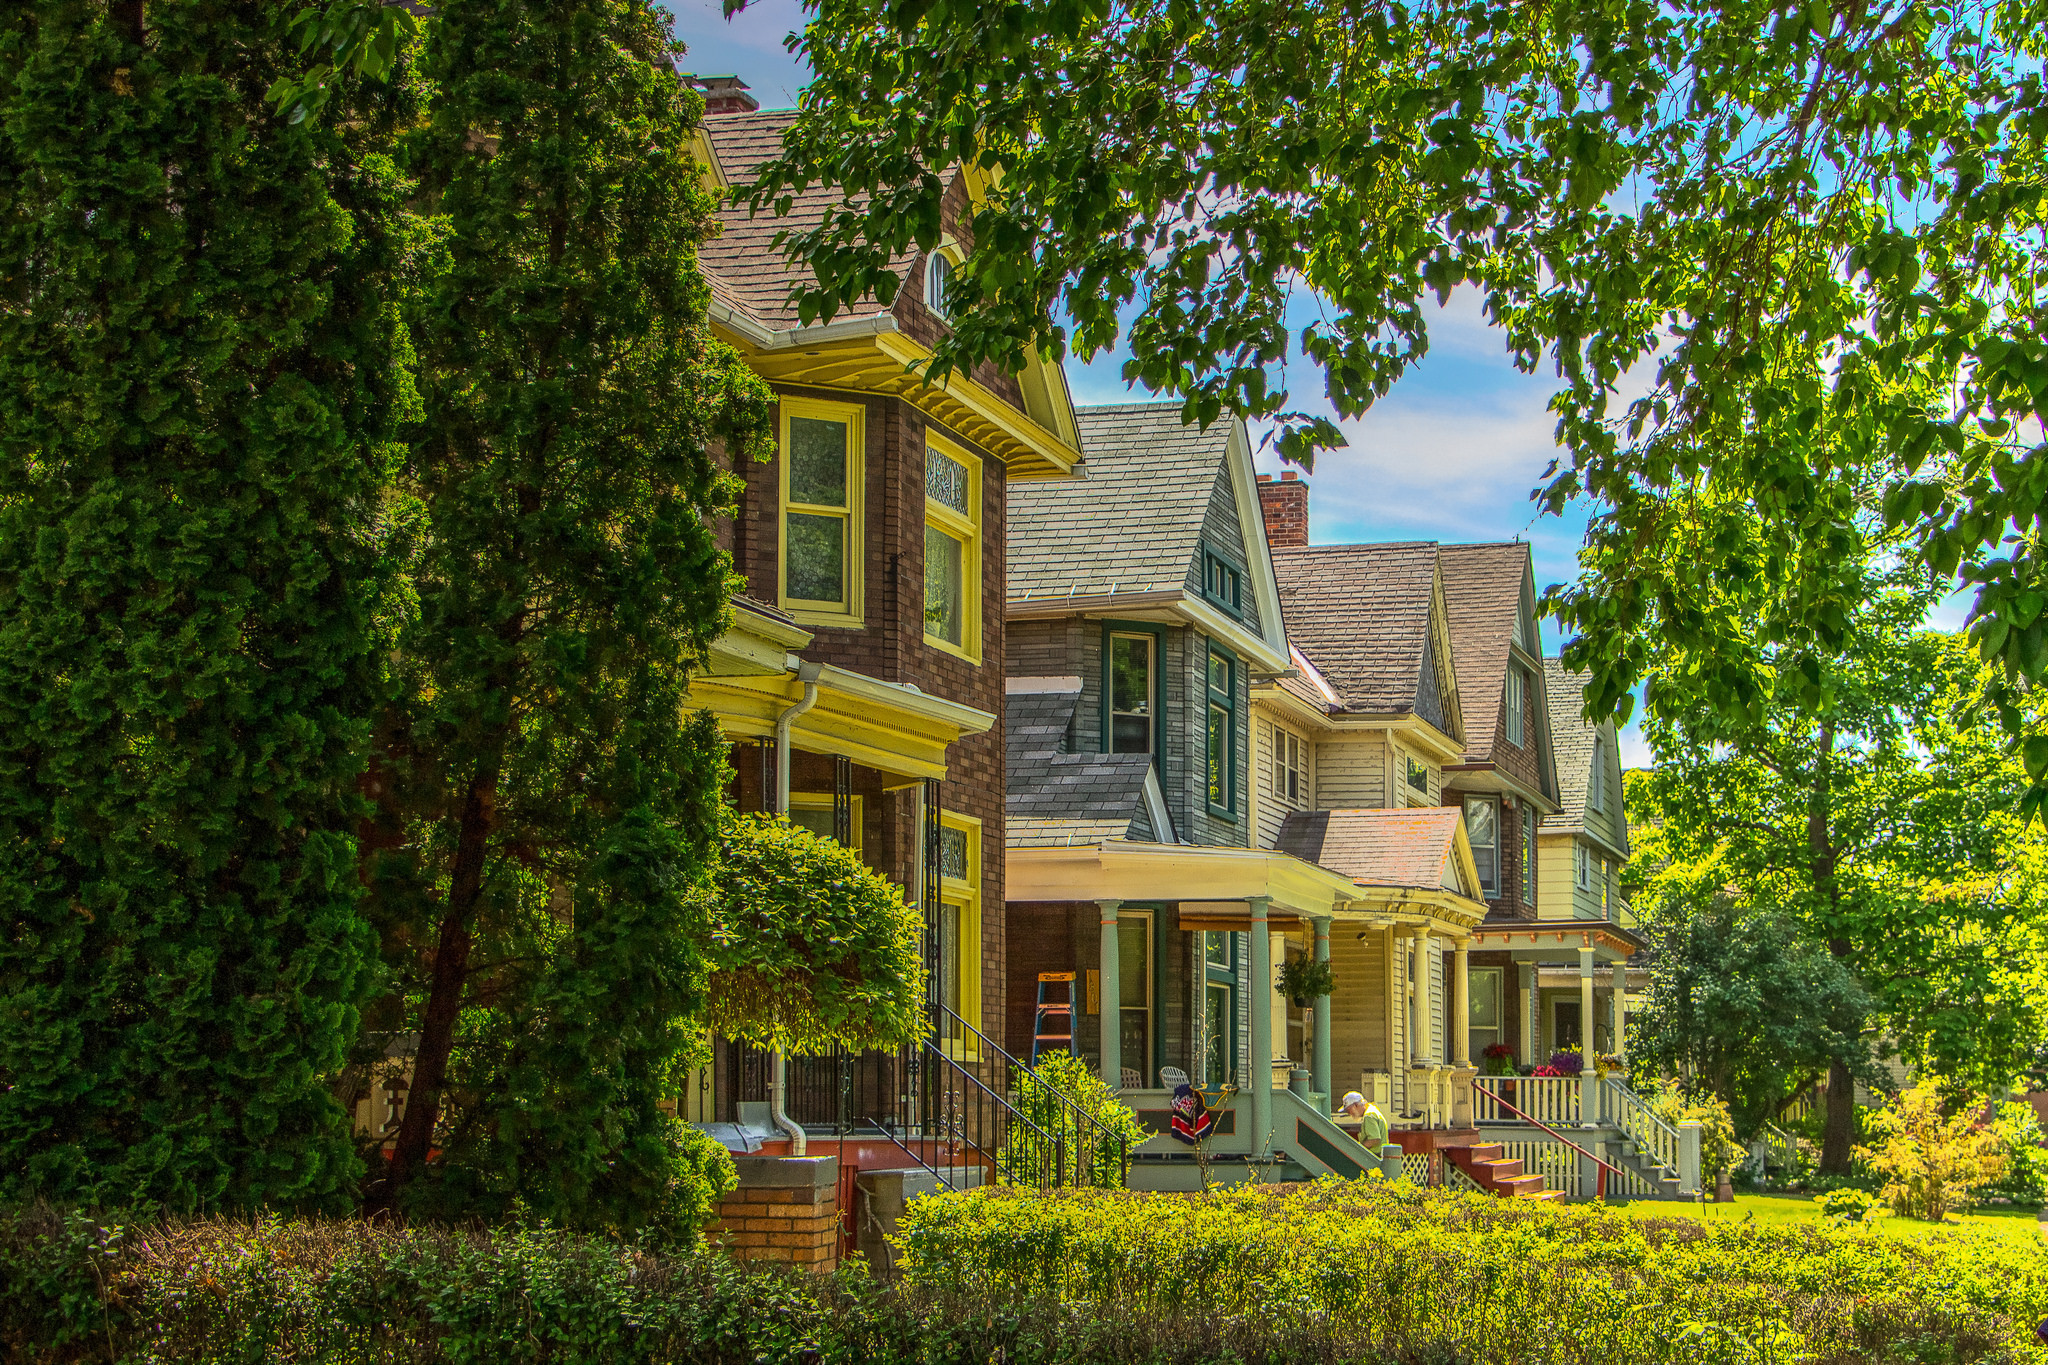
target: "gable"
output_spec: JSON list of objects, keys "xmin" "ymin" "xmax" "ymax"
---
[
  {"xmin": 1186, "ymin": 452, "xmax": 1262, "ymax": 636},
  {"xmin": 1417, "ymin": 562, "xmax": 1465, "ymax": 745}
]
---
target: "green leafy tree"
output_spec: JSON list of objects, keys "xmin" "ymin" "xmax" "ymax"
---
[
  {"xmin": 356, "ymin": 0, "xmax": 774, "ymax": 1232},
  {"xmin": 1629, "ymin": 887, "xmax": 1873, "ymax": 1139},
  {"xmin": 0, "ymin": 1, "xmax": 412, "ymax": 1211},
  {"xmin": 1625, "ymin": 525, "xmax": 2048, "ymax": 1171},
  {"xmin": 737, "ymin": 0, "xmax": 2048, "ymax": 754}
]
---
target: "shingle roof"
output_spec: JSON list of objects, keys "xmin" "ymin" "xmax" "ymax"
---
[
  {"xmin": 1004, "ymin": 684, "xmax": 1158, "ymax": 842},
  {"xmin": 699, "ymin": 111, "xmax": 906, "ymax": 333},
  {"xmin": 1270, "ymin": 543, "xmax": 1438, "ymax": 714},
  {"xmin": 1007, "ymin": 403, "xmax": 1233, "ymax": 601},
  {"xmin": 1008, "ymin": 816, "xmax": 1143, "ymax": 848},
  {"xmin": 1274, "ymin": 807, "xmax": 1464, "ymax": 891},
  {"xmin": 1540, "ymin": 658, "xmax": 1630, "ymax": 855},
  {"xmin": 1437, "ymin": 542, "xmax": 1531, "ymax": 760}
]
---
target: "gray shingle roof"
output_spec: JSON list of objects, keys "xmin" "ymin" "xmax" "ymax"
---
[
  {"xmin": 1007, "ymin": 402, "xmax": 1233, "ymax": 601},
  {"xmin": 699, "ymin": 111, "xmax": 906, "ymax": 333},
  {"xmin": 1438, "ymin": 542, "xmax": 1532, "ymax": 761},
  {"xmin": 1271, "ymin": 543, "xmax": 1438, "ymax": 714},
  {"xmin": 1540, "ymin": 658, "xmax": 1630, "ymax": 855},
  {"xmin": 1005, "ymin": 684, "xmax": 1157, "ymax": 843}
]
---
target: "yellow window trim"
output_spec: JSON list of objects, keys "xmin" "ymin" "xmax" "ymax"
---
[
  {"xmin": 778, "ymin": 394, "xmax": 866, "ymax": 628},
  {"xmin": 922, "ymin": 431, "xmax": 982, "ymax": 664},
  {"xmin": 939, "ymin": 809, "xmax": 983, "ymax": 1058},
  {"xmin": 787, "ymin": 793, "xmax": 864, "ymax": 854}
]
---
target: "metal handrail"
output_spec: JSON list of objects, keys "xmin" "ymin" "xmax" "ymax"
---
[
  {"xmin": 1472, "ymin": 1079, "xmax": 1628, "ymax": 1200},
  {"xmin": 930, "ymin": 1002, "xmax": 1129, "ymax": 1187}
]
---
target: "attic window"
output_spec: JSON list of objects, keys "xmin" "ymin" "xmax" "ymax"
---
[
  {"xmin": 1201, "ymin": 548, "xmax": 1244, "ymax": 618},
  {"xmin": 1505, "ymin": 665, "xmax": 1526, "ymax": 747},
  {"xmin": 1588, "ymin": 736, "xmax": 1606, "ymax": 812},
  {"xmin": 926, "ymin": 251, "xmax": 957, "ymax": 322},
  {"xmin": 1406, "ymin": 755, "xmax": 1428, "ymax": 792}
]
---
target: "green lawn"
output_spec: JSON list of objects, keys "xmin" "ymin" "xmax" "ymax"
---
[{"xmin": 1621, "ymin": 1191, "xmax": 2045, "ymax": 1244}]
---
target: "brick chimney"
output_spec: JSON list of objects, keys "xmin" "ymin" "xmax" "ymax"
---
[
  {"xmin": 686, "ymin": 74, "xmax": 758, "ymax": 116},
  {"xmin": 1256, "ymin": 470, "xmax": 1309, "ymax": 548}
]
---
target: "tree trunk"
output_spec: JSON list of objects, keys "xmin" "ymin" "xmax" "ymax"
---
[
  {"xmin": 377, "ymin": 764, "xmax": 498, "ymax": 1208},
  {"xmin": 1821, "ymin": 1053, "xmax": 1856, "ymax": 1174},
  {"xmin": 1806, "ymin": 718, "xmax": 1857, "ymax": 1176}
]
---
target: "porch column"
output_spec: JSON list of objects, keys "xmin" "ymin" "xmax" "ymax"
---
[
  {"xmin": 1413, "ymin": 926, "xmax": 1433, "ymax": 1062},
  {"xmin": 1248, "ymin": 896, "xmax": 1273, "ymax": 1156},
  {"xmin": 1612, "ymin": 962, "xmax": 1629, "ymax": 1059},
  {"xmin": 1098, "ymin": 900, "xmax": 1122, "ymax": 1088},
  {"xmin": 1451, "ymin": 938, "xmax": 1472, "ymax": 1067},
  {"xmin": 1518, "ymin": 961, "xmax": 1538, "ymax": 1064},
  {"xmin": 1311, "ymin": 917, "xmax": 1332, "ymax": 1102},
  {"xmin": 1578, "ymin": 944, "xmax": 1598, "ymax": 1125}
]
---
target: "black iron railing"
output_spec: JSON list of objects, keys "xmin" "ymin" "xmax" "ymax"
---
[{"xmin": 726, "ymin": 1005, "xmax": 1128, "ymax": 1191}]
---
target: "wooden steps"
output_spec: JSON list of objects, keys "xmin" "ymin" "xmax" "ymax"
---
[{"xmin": 1444, "ymin": 1140, "xmax": 1560, "ymax": 1200}]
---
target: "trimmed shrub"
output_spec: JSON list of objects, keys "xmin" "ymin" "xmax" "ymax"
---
[
  {"xmin": 4, "ymin": 1188, "xmax": 2046, "ymax": 1364},
  {"xmin": 897, "ymin": 1182, "xmax": 2048, "ymax": 1364}
]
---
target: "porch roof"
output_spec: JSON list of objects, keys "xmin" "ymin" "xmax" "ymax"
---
[
  {"xmin": 1006, "ymin": 840, "xmax": 1365, "ymax": 919},
  {"xmin": 1468, "ymin": 921, "xmax": 1642, "ymax": 963},
  {"xmin": 685, "ymin": 657, "xmax": 995, "ymax": 783},
  {"xmin": 1006, "ymin": 839, "xmax": 1487, "ymax": 935}
]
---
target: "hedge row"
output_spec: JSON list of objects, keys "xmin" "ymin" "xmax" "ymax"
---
[
  {"xmin": 897, "ymin": 1181, "xmax": 2048, "ymax": 1365},
  {"xmin": 4, "ymin": 1183, "xmax": 2045, "ymax": 1365}
]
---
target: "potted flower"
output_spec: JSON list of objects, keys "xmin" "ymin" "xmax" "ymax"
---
[
  {"xmin": 1480, "ymin": 1042, "xmax": 1518, "ymax": 1077},
  {"xmin": 1548, "ymin": 1050, "xmax": 1584, "ymax": 1075},
  {"xmin": 1595, "ymin": 1053, "xmax": 1626, "ymax": 1079}
]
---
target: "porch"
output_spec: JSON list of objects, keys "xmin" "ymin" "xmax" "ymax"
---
[{"xmin": 1006, "ymin": 838, "xmax": 1498, "ymax": 1190}]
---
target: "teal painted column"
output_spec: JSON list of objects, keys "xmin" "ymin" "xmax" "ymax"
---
[
  {"xmin": 1098, "ymin": 900, "xmax": 1123, "ymax": 1088},
  {"xmin": 1311, "ymin": 916, "xmax": 1332, "ymax": 1104},
  {"xmin": 1248, "ymin": 896, "xmax": 1272, "ymax": 1157}
]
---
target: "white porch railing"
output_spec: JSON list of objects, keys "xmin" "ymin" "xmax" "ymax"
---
[
  {"xmin": 1603, "ymin": 1079, "xmax": 1682, "ymax": 1177},
  {"xmin": 1472, "ymin": 1075, "xmax": 1583, "ymax": 1127}
]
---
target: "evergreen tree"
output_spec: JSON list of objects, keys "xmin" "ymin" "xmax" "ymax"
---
[
  {"xmin": 0, "ymin": 0, "xmax": 410, "ymax": 1210},
  {"xmin": 358, "ymin": 0, "xmax": 773, "ymax": 1232}
]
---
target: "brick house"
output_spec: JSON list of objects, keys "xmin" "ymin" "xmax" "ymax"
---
[{"xmin": 668, "ymin": 86, "xmax": 1084, "ymax": 1239}]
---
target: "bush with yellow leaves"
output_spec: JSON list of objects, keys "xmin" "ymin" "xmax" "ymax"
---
[{"xmin": 1858, "ymin": 1081, "xmax": 2006, "ymax": 1221}]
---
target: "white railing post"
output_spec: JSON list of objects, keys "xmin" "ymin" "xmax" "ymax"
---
[{"xmin": 1677, "ymin": 1118, "xmax": 1703, "ymax": 1195}]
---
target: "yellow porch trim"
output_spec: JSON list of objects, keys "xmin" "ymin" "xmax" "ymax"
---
[
  {"xmin": 703, "ymin": 602, "xmax": 812, "ymax": 678},
  {"xmin": 1468, "ymin": 924, "xmax": 1640, "ymax": 962},
  {"xmin": 1006, "ymin": 841, "xmax": 1364, "ymax": 919},
  {"xmin": 687, "ymin": 663, "xmax": 994, "ymax": 782},
  {"xmin": 708, "ymin": 323, "xmax": 1082, "ymax": 479}
]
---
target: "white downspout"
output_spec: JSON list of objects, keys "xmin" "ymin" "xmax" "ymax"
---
[{"xmin": 767, "ymin": 657, "xmax": 824, "ymax": 1157}]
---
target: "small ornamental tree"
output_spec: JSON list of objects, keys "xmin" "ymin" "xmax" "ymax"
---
[
  {"xmin": 0, "ymin": 1, "xmax": 409, "ymax": 1212},
  {"xmin": 1004, "ymin": 1052, "xmax": 1146, "ymax": 1189},
  {"xmin": 1859, "ymin": 1082, "xmax": 2006, "ymax": 1222},
  {"xmin": 701, "ymin": 814, "xmax": 926, "ymax": 1056}
]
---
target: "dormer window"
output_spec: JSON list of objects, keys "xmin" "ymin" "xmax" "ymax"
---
[
  {"xmin": 1201, "ymin": 548, "xmax": 1244, "ymax": 618},
  {"xmin": 1406, "ymin": 755, "xmax": 1428, "ymax": 792},
  {"xmin": 926, "ymin": 251, "xmax": 956, "ymax": 322}
]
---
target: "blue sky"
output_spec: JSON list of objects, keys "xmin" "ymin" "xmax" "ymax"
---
[{"xmin": 670, "ymin": 1, "xmax": 1976, "ymax": 767}]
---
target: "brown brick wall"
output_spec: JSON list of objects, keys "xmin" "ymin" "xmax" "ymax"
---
[
  {"xmin": 893, "ymin": 173, "xmax": 1026, "ymax": 410},
  {"xmin": 1255, "ymin": 472, "xmax": 1309, "ymax": 548},
  {"xmin": 730, "ymin": 384, "xmax": 1010, "ymax": 1042},
  {"xmin": 1493, "ymin": 661, "xmax": 1548, "ymax": 797},
  {"xmin": 1006, "ymin": 902, "xmax": 1085, "ymax": 1057},
  {"xmin": 706, "ymin": 1185, "xmax": 839, "ymax": 1270}
]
